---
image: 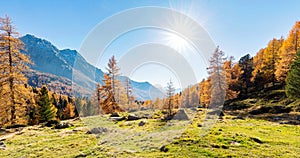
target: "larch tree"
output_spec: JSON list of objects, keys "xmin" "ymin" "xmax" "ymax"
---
[
  {"xmin": 276, "ymin": 21, "xmax": 300, "ymax": 84},
  {"xmin": 106, "ymin": 55, "xmax": 120, "ymax": 97},
  {"xmin": 223, "ymin": 56, "xmax": 239, "ymax": 100},
  {"xmin": 182, "ymin": 85, "xmax": 190, "ymax": 108},
  {"xmin": 199, "ymin": 78, "xmax": 211, "ymax": 107},
  {"xmin": 97, "ymin": 55, "xmax": 124, "ymax": 114},
  {"xmin": 285, "ymin": 51, "xmax": 300, "ymax": 99},
  {"xmin": 166, "ymin": 79, "xmax": 175, "ymax": 116},
  {"xmin": 262, "ymin": 38, "xmax": 283, "ymax": 86},
  {"xmin": 100, "ymin": 73, "xmax": 123, "ymax": 114},
  {"xmin": 207, "ymin": 46, "xmax": 227, "ymax": 108},
  {"xmin": 252, "ymin": 49, "xmax": 265, "ymax": 83},
  {"xmin": 153, "ymin": 97, "xmax": 163, "ymax": 110},
  {"xmin": 63, "ymin": 103, "xmax": 75, "ymax": 119},
  {"xmin": 0, "ymin": 15, "xmax": 32, "ymax": 125}
]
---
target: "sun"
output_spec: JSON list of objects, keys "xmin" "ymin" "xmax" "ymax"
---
[{"xmin": 162, "ymin": 31, "xmax": 190, "ymax": 52}]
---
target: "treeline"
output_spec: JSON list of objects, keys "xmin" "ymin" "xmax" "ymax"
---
[
  {"xmin": 199, "ymin": 21, "xmax": 300, "ymax": 106},
  {"xmin": 139, "ymin": 21, "xmax": 300, "ymax": 111}
]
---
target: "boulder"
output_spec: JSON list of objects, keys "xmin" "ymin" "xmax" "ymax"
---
[
  {"xmin": 127, "ymin": 115, "xmax": 141, "ymax": 121},
  {"xmin": 0, "ymin": 141, "xmax": 6, "ymax": 150},
  {"xmin": 173, "ymin": 109, "xmax": 189, "ymax": 120},
  {"xmin": 138, "ymin": 121, "xmax": 146, "ymax": 126},
  {"xmin": 54, "ymin": 122, "xmax": 73, "ymax": 129},
  {"xmin": 86, "ymin": 127, "xmax": 108, "ymax": 134},
  {"xmin": 110, "ymin": 112, "xmax": 120, "ymax": 117},
  {"xmin": 160, "ymin": 145, "xmax": 168, "ymax": 152}
]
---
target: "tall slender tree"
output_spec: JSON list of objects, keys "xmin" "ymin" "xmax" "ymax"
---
[
  {"xmin": 106, "ymin": 55, "xmax": 120, "ymax": 97},
  {"xmin": 207, "ymin": 46, "xmax": 227, "ymax": 107},
  {"xmin": 38, "ymin": 86, "xmax": 56, "ymax": 122},
  {"xmin": 166, "ymin": 79, "xmax": 175, "ymax": 116},
  {"xmin": 0, "ymin": 15, "xmax": 32, "ymax": 125},
  {"xmin": 96, "ymin": 55, "xmax": 124, "ymax": 114}
]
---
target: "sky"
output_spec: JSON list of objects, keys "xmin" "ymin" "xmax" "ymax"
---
[{"xmin": 1, "ymin": 0, "xmax": 300, "ymax": 89}]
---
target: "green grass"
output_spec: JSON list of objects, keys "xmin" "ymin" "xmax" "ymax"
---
[{"xmin": 0, "ymin": 111, "xmax": 300, "ymax": 158}]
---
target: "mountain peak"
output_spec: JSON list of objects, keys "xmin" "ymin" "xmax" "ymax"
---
[{"xmin": 20, "ymin": 34, "xmax": 59, "ymax": 52}]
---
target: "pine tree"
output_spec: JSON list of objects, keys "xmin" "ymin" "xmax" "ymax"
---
[
  {"xmin": 0, "ymin": 15, "xmax": 32, "ymax": 125},
  {"xmin": 285, "ymin": 51, "xmax": 300, "ymax": 99},
  {"xmin": 38, "ymin": 86, "xmax": 56, "ymax": 122},
  {"xmin": 238, "ymin": 54, "xmax": 253, "ymax": 97}
]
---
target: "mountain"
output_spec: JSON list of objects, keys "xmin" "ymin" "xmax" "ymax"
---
[{"xmin": 20, "ymin": 34, "xmax": 163, "ymax": 100}]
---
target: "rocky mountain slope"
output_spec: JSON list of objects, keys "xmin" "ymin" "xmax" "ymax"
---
[{"xmin": 20, "ymin": 34, "xmax": 163, "ymax": 100}]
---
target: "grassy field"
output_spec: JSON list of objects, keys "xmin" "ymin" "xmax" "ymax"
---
[{"xmin": 0, "ymin": 108, "xmax": 299, "ymax": 158}]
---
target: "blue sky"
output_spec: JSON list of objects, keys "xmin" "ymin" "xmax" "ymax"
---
[{"xmin": 1, "ymin": 0, "xmax": 300, "ymax": 88}]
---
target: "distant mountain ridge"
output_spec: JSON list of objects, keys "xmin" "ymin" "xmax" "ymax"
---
[{"xmin": 20, "ymin": 34, "xmax": 163, "ymax": 100}]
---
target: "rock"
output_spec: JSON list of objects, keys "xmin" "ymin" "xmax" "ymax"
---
[
  {"xmin": 140, "ymin": 107, "xmax": 148, "ymax": 111},
  {"xmin": 45, "ymin": 120, "xmax": 60, "ymax": 127},
  {"xmin": 211, "ymin": 144, "xmax": 220, "ymax": 148},
  {"xmin": 110, "ymin": 112, "xmax": 120, "ymax": 117},
  {"xmin": 127, "ymin": 115, "xmax": 141, "ymax": 121},
  {"xmin": 72, "ymin": 117, "xmax": 81, "ymax": 121},
  {"xmin": 0, "ymin": 128, "xmax": 6, "ymax": 133},
  {"xmin": 230, "ymin": 141, "xmax": 240, "ymax": 146},
  {"xmin": 173, "ymin": 109, "xmax": 189, "ymax": 120},
  {"xmin": 138, "ymin": 121, "xmax": 146, "ymax": 126},
  {"xmin": 54, "ymin": 122, "xmax": 73, "ymax": 129},
  {"xmin": 197, "ymin": 124, "xmax": 202, "ymax": 127},
  {"xmin": 86, "ymin": 127, "xmax": 108, "ymax": 134},
  {"xmin": 0, "ymin": 141, "xmax": 6, "ymax": 150},
  {"xmin": 160, "ymin": 145, "xmax": 168, "ymax": 152},
  {"xmin": 221, "ymin": 145, "xmax": 229, "ymax": 149},
  {"xmin": 279, "ymin": 120, "xmax": 300, "ymax": 125},
  {"xmin": 109, "ymin": 116, "xmax": 126, "ymax": 121},
  {"xmin": 251, "ymin": 137, "xmax": 263, "ymax": 144}
]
